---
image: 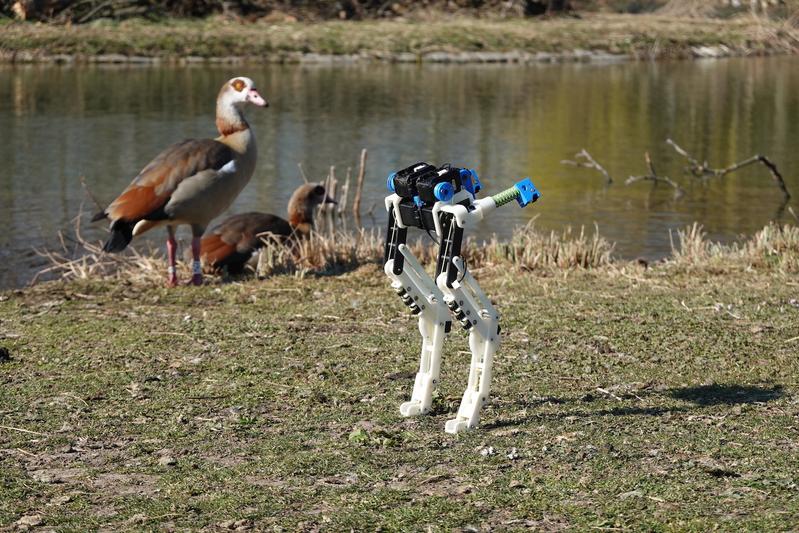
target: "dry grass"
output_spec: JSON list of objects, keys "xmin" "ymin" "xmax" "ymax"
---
[
  {"xmin": 670, "ymin": 221, "xmax": 799, "ymax": 272},
  {"xmin": 35, "ymin": 213, "xmax": 618, "ymax": 285},
  {"xmin": 35, "ymin": 211, "xmax": 799, "ymax": 286},
  {"xmin": 31, "ymin": 211, "xmax": 167, "ymax": 286},
  {"xmin": 475, "ymin": 221, "xmax": 615, "ymax": 269},
  {"xmin": 254, "ymin": 228, "xmax": 387, "ymax": 278},
  {"xmin": 750, "ymin": 12, "xmax": 799, "ymax": 53},
  {"xmin": 0, "ymin": 13, "xmax": 790, "ymax": 61}
]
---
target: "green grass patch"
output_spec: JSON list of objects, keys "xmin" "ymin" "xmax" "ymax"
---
[{"xmin": 1, "ymin": 260, "xmax": 798, "ymax": 529}]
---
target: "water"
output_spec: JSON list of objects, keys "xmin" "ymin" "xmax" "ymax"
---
[{"xmin": 1, "ymin": 57, "xmax": 798, "ymax": 288}]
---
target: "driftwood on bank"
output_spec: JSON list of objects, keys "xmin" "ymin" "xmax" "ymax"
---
[{"xmin": 666, "ymin": 138, "xmax": 791, "ymax": 200}]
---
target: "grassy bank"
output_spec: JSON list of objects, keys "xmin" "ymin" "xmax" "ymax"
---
[
  {"xmin": 1, "ymin": 224, "xmax": 799, "ymax": 529},
  {"xmin": 1, "ymin": 13, "xmax": 797, "ymax": 63}
]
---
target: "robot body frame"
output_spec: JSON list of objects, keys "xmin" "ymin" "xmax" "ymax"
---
[{"xmin": 383, "ymin": 162, "xmax": 540, "ymax": 433}]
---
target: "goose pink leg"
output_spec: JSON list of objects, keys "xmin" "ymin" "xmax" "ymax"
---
[
  {"xmin": 190, "ymin": 236, "xmax": 203, "ymax": 286},
  {"xmin": 166, "ymin": 228, "xmax": 179, "ymax": 287}
]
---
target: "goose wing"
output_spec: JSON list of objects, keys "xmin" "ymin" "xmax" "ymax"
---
[
  {"xmin": 95, "ymin": 139, "xmax": 234, "ymax": 224},
  {"xmin": 201, "ymin": 212, "xmax": 292, "ymax": 272}
]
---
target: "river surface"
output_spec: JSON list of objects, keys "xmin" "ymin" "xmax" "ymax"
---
[{"xmin": 2, "ymin": 57, "xmax": 799, "ymax": 288}]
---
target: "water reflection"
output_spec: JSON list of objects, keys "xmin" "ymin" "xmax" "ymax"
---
[{"xmin": 1, "ymin": 57, "xmax": 797, "ymax": 288}]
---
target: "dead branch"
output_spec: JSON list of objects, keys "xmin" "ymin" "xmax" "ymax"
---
[
  {"xmin": 316, "ymin": 165, "xmax": 332, "ymax": 234},
  {"xmin": 561, "ymin": 149, "xmax": 612, "ymax": 185},
  {"xmin": 352, "ymin": 148, "xmax": 368, "ymax": 227},
  {"xmin": 77, "ymin": 0, "xmax": 114, "ymax": 23},
  {"xmin": 297, "ymin": 162, "xmax": 309, "ymax": 184},
  {"xmin": 328, "ymin": 166, "xmax": 338, "ymax": 207},
  {"xmin": 666, "ymin": 138, "xmax": 790, "ymax": 200},
  {"xmin": 626, "ymin": 151, "xmax": 685, "ymax": 199},
  {"xmin": 362, "ymin": 202, "xmax": 378, "ymax": 227},
  {"xmin": 757, "ymin": 155, "xmax": 792, "ymax": 200},
  {"xmin": 665, "ymin": 138, "xmax": 705, "ymax": 175},
  {"xmin": 325, "ymin": 165, "xmax": 337, "ymax": 235},
  {"xmin": 79, "ymin": 175, "xmax": 104, "ymax": 213},
  {"xmin": 338, "ymin": 166, "xmax": 351, "ymax": 216}
]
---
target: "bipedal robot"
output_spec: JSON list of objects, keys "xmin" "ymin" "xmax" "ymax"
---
[{"xmin": 383, "ymin": 162, "xmax": 540, "ymax": 433}]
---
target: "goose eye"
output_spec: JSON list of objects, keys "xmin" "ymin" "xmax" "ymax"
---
[
  {"xmin": 231, "ymin": 79, "xmax": 246, "ymax": 92},
  {"xmin": 314, "ymin": 185, "xmax": 325, "ymax": 195}
]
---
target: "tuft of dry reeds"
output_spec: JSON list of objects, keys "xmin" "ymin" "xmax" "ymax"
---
[
  {"xmin": 39, "ymin": 207, "xmax": 624, "ymax": 284},
  {"xmin": 32, "ymin": 210, "xmax": 170, "ymax": 285},
  {"xmin": 38, "ymin": 217, "xmax": 799, "ymax": 285},
  {"xmin": 750, "ymin": 10, "xmax": 799, "ymax": 53},
  {"xmin": 254, "ymin": 218, "xmax": 617, "ymax": 277},
  {"xmin": 670, "ymin": 222, "xmax": 799, "ymax": 272},
  {"xmin": 255, "ymin": 228, "xmax": 387, "ymax": 278},
  {"xmin": 38, "ymin": 213, "xmax": 621, "ymax": 285},
  {"xmin": 39, "ymin": 199, "xmax": 799, "ymax": 287},
  {"xmin": 468, "ymin": 221, "xmax": 615, "ymax": 270},
  {"xmin": 36, "ymin": 158, "xmax": 799, "ymax": 285}
]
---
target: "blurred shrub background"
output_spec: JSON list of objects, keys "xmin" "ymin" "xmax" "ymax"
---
[{"xmin": 1, "ymin": 0, "xmax": 797, "ymax": 25}]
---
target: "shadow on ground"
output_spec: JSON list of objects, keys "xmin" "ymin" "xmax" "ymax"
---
[
  {"xmin": 668, "ymin": 383, "xmax": 784, "ymax": 405},
  {"xmin": 481, "ymin": 384, "xmax": 786, "ymax": 429}
]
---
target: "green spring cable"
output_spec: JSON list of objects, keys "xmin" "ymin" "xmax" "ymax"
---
[{"xmin": 491, "ymin": 186, "xmax": 520, "ymax": 207}]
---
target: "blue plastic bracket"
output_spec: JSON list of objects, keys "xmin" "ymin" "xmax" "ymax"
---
[
  {"xmin": 459, "ymin": 169, "xmax": 482, "ymax": 196},
  {"xmin": 470, "ymin": 169, "xmax": 482, "ymax": 194},
  {"xmin": 514, "ymin": 178, "xmax": 541, "ymax": 207}
]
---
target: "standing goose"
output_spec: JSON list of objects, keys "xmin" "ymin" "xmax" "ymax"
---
[
  {"xmin": 92, "ymin": 76, "xmax": 268, "ymax": 286},
  {"xmin": 199, "ymin": 183, "xmax": 334, "ymax": 274}
]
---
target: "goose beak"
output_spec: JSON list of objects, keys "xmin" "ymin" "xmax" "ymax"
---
[
  {"xmin": 247, "ymin": 88, "xmax": 268, "ymax": 107},
  {"xmin": 324, "ymin": 196, "xmax": 337, "ymax": 205}
]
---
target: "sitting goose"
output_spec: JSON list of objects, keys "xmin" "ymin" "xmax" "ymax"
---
[
  {"xmin": 199, "ymin": 183, "xmax": 334, "ymax": 274},
  {"xmin": 92, "ymin": 76, "xmax": 268, "ymax": 286}
]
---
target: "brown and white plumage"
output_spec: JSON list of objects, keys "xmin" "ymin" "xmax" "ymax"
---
[
  {"xmin": 93, "ymin": 139, "xmax": 236, "ymax": 251},
  {"xmin": 200, "ymin": 183, "xmax": 333, "ymax": 274},
  {"xmin": 92, "ymin": 76, "xmax": 267, "ymax": 286}
]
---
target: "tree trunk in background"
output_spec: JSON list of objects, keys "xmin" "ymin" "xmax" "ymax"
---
[
  {"xmin": 525, "ymin": 0, "xmax": 571, "ymax": 15},
  {"xmin": 547, "ymin": 0, "xmax": 571, "ymax": 13}
]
